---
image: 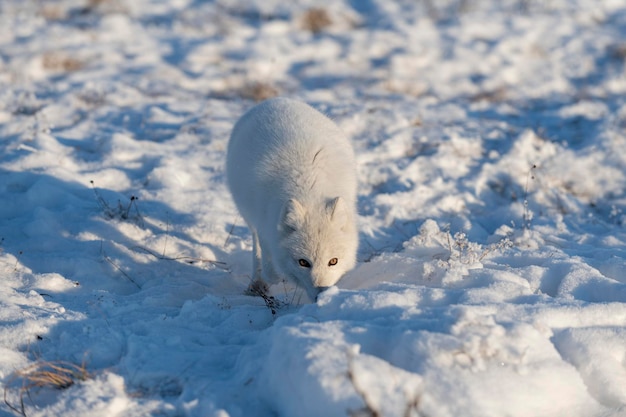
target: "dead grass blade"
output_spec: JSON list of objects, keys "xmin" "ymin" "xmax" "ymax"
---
[{"xmin": 4, "ymin": 360, "xmax": 91, "ymax": 417}]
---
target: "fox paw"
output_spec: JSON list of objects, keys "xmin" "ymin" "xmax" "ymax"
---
[{"xmin": 245, "ymin": 279, "xmax": 270, "ymax": 297}]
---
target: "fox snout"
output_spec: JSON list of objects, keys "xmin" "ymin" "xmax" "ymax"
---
[{"xmin": 314, "ymin": 286, "xmax": 332, "ymax": 301}]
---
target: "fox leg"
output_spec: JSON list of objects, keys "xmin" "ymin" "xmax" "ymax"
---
[
  {"xmin": 261, "ymin": 245, "xmax": 278, "ymax": 284},
  {"xmin": 246, "ymin": 229, "xmax": 269, "ymax": 296}
]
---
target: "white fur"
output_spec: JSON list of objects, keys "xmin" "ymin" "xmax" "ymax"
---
[{"xmin": 226, "ymin": 98, "xmax": 358, "ymax": 301}]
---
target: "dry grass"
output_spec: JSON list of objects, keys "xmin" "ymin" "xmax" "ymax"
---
[
  {"xmin": 301, "ymin": 7, "xmax": 333, "ymax": 34},
  {"xmin": 608, "ymin": 43, "xmax": 626, "ymax": 60},
  {"xmin": 42, "ymin": 52, "xmax": 84, "ymax": 73},
  {"xmin": 87, "ymin": 0, "xmax": 111, "ymax": 7},
  {"xmin": 239, "ymin": 81, "xmax": 279, "ymax": 102},
  {"xmin": 470, "ymin": 86, "xmax": 508, "ymax": 103},
  {"xmin": 4, "ymin": 360, "xmax": 91, "ymax": 417},
  {"xmin": 38, "ymin": 5, "xmax": 65, "ymax": 20},
  {"xmin": 86, "ymin": 0, "xmax": 128, "ymax": 14}
]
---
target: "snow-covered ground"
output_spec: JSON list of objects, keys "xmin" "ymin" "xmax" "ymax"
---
[{"xmin": 1, "ymin": 0, "xmax": 626, "ymax": 416}]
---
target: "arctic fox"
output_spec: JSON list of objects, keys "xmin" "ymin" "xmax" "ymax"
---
[{"xmin": 226, "ymin": 98, "xmax": 358, "ymax": 301}]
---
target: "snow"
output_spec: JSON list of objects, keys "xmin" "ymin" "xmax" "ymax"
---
[{"xmin": 1, "ymin": 0, "xmax": 625, "ymax": 416}]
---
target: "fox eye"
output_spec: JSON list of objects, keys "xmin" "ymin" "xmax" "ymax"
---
[
  {"xmin": 328, "ymin": 258, "xmax": 338, "ymax": 266},
  {"xmin": 298, "ymin": 259, "xmax": 311, "ymax": 268}
]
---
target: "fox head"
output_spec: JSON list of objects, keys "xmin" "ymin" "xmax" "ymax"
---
[{"xmin": 277, "ymin": 197, "xmax": 357, "ymax": 300}]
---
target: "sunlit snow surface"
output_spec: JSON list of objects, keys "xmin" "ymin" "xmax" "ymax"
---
[{"xmin": 1, "ymin": 1, "xmax": 626, "ymax": 416}]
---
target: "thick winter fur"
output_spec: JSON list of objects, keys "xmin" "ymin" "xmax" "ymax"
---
[{"xmin": 226, "ymin": 98, "xmax": 358, "ymax": 301}]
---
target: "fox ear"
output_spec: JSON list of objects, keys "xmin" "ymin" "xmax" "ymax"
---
[
  {"xmin": 280, "ymin": 199, "xmax": 306, "ymax": 233},
  {"xmin": 327, "ymin": 197, "xmax": 348, "ymax": 228}
]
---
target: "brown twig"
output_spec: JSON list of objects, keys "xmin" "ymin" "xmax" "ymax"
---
[{"xmin": 131, "ymin": 246, "xmax": 228, "ymax": 269}]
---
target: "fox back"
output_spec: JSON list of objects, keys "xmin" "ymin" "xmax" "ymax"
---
[{"xmin": 226, "ymin": 98, "xmax": 358, "ymax": 300}]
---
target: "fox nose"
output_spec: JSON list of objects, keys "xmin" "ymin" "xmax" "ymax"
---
[{"xmin": 314, "ymin": 286, "xmax": 332, "ymax": 301}]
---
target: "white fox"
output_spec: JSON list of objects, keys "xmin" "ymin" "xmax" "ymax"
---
[{"xmin": 226, "ymin": 98, "xmax": 358, "ymax": 301}]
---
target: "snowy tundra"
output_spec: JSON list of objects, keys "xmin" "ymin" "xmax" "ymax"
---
[
  {"xmin": 227, "ymin": 98, "xmax": 358, "ymax": 300},
  {"xmin": 1, "ymin": 1, "xmax": 626, "ymax": 417}
]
